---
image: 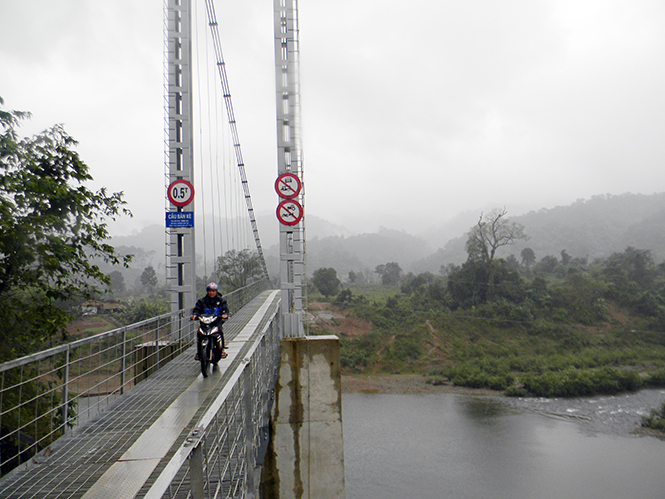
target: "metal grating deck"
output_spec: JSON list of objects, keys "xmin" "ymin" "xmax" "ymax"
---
[{"xmin": 0, "ymin": 291, "xmax": 280, "ymax": 499}]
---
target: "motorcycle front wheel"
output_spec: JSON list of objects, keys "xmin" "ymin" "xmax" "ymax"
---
[{"xmin": 199, "ymin": 340, "xmax": 210, "ymax": 378}]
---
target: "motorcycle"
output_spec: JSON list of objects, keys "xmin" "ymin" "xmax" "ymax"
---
[{"xmin": 193, "ymin": 313, "xmax": 227, "ymax": 378}]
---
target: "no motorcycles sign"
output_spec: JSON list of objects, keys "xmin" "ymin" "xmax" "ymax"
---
[{"xmin": 276, "ymin": 199, "xmax": 303, "ymax": 226}]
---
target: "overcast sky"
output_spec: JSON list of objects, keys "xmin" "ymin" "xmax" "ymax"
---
[{"xmin": 1, "ymin": 0, "xmax": 664, "ymax": 238}]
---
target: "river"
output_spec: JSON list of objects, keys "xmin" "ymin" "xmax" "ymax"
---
[{"xmin": 342, "ymin": 389, "xmax": 665, "ymax": 499}]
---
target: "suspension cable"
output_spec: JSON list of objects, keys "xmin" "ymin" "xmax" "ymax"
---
[{"xmin": 203, "ymin": 0, "xmax": 269, "ymax": 279}]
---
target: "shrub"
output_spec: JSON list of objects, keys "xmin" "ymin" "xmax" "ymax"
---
[
  {"xmin": 505, "ymin": 385, "xmax": 528, "ymax": 397},
  {"xmin": 520, "ymin": 367, "xmax": 643, "ymax": 397},
  {"xmin": 474, "ymin": 299, "xmax": 534, "ymax": 324},
  {"xmin": 339, "ymin": 337, "xmax": 375, "ymax": 373},
  {"xmin": 443, "ymin": 361, "xmax": 513, "ymax": 391},
  {"xmin": 646, "ymin": 368, "xmax": 665, "ymax": 387},
  {"xmin": 641, "ymin": 402, "xmax": 665, "ymax": 431},
  {"xmin": 487, "ymin": 373, "xmax": 515, "ymax": 391},
  {"xmin": 425, "ymin": 375, "xmax": 447, "ymax": 386}
]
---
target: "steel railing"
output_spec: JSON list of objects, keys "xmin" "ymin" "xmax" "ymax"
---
[
  {"xmin": 145, "ymin": 301, "xmax": 280, "ymax": 499},
  {"xmin": 0, "ymin": 279, "xmax": 271, "ymax": 476}
]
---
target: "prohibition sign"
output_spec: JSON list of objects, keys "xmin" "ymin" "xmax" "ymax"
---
[
  {"xmin": 276, "ymin": 199, "xmax": 303, "ymax": 226},
  {"xmin": 274, "ymin": 172, "xmax": 301, "ymax": 199},
  {"xmin": 167, "ymin": 179, "xmax": 195, "ymax": 207}
]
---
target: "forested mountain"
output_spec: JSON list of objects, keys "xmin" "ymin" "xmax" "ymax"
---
[
  {"xmin": 313, "ymin": 228, "xmax": 429, "ymax": 276},
  {"xmin": 266, "ymin": 228, "xmax": 431, "ymax": 283},
  {"xmin": 414, "ymin": 193, "xmax": 665, "ymax": 272},
  {"xmin": 108, "ymin": 193, "xmax": 665, "ymax": 283}
]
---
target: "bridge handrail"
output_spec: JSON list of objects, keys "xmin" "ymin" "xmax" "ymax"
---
[
  {"xmin": 0, "ymin": 278, "xmax": 271, "ymax": 477},
  {"xmin": 145, "ymin": 292, "xmax": 280, "ymax": 498},
  {"xmin": 0, "ymin": 279, "xmax": 270, "ymax": 374},
  {"xmin": 0, "ymin": 315, "xmax": 172, "ymax": 375}
]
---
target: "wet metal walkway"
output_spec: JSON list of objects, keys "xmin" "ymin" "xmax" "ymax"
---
[{"xmin": 0, "ymin": 290, "xmax": 280, "ymax": 499}]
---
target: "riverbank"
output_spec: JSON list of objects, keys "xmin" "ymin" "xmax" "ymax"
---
[{"xmin": 341, "ymin": 374, "xmax": 499, "ymax": 396}]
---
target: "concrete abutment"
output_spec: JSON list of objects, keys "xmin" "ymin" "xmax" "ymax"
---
[{"xmin": 260, "ymin": 335, "xmax": 345, "ymax": 498}]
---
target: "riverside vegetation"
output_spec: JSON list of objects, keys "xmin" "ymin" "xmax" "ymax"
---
[{"xmin": 309, "ymin": 214, "xmax": 665, "ymax": 404}]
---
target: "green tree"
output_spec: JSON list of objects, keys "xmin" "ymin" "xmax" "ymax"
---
[
  {"xmin": 549, "ymin": 273, "xmax": 608, "ymax": 324},
  {"xmin": 140, "ymin": 265, "xmax": 159, "ymax": 292},
  {"xmin": 560, "ymin": 249, "xmax": 572, "ymax": 265},
  {"xmin": 0, "ymin": 98, "xmax": 131, "ymax": 360},
  {"xmin": 602, "ymin": 247, "xmax": 659, "ymax": 312},
  {"xmin": 520, "ymin": 247, "xmax": 536, "ymax": 267},
  {"xmin": 375, "ymin": 262, "xmax": 402, "ymax": 286},
  {"xmin": 466, "ymin": 208, "xmax": 527, "ymax": 264},
  {"xmin": 215, "ymin": 249, "xmax": 262, "ymax": 290},
  {"xmin": 109, "ymin": 271, "xmax": 126, "ymax": 294},
  {"xmin": 447, "ymin": 258, "xmax": 525, "ymax": 308},
  {"xmin": 401, "ymin": 272, "xmax": 436, "ymax": 295},
  {"xmin": 606, "ymin": 247, "xmax": 656, "ymax": 289},
  {"xmin": 464, "ymin": 208, "xmax": 527, "ymax": 300},
  {"xmin": 534, "ymin": 255, "xmax": 559, "ymax": 275},
  {"xmin": 312, "ymin": 267, "xmax": 341, "ymax": 297}
]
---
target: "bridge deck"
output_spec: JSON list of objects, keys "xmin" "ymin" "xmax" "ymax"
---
[{"xmin": 0, "ymin": 290, "xmax": 280, "ymax": 499}]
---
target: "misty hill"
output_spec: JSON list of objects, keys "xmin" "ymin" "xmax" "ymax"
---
[
  {"xmin": 106, "ymin": 214, "xmax": 354, "ymax": 287},
  {"xmin": 416, "ymin": 210, "xmax": 486, "ymax": 250},
  {"xmin": 255, "ymin": 212, "xmax": 353, "ymax": 250},
  {"xmin": 105, "ymin": 192, "xmax": 665, "ymax": 285},
  {"xmin": 297, "ymin": 228, "xmax": 431, "ymax": 281},
  {"xmin": 414, "ymin": 192, "xmax": 665, "ymax": 272}
]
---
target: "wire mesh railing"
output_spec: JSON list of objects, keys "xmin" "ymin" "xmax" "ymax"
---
[
  {"xmin": 144, "ymin": 302, "xmax": 280, "ymax": 499},
  {"xmin": 0, "ymin": 279, "xmax": 271, "ymax": 477}
]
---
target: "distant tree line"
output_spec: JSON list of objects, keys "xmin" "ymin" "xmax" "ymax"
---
[
  {"xmin": 314, "ymin": 208, "xmax": 665, "ymax": 331},
  {"xmin": 310, "ymin": 209, "xmax": 665, "ymax": 399}
]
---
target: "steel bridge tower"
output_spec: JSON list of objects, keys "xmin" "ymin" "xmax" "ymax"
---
[
  {"xmin": 165, "ymin": 0, "xmax": 197, "ymax": 322},
  {"xmin": 274, "ymin": 0, "xmax": 306, "ymax": 338}
]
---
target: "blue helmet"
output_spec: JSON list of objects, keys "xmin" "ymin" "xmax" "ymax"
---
[{"xmin": 206, "ymin": 282, "xmax": 218, "ymax": 292}]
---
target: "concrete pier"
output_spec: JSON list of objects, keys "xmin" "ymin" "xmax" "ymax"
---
[{"xmin": 262, "ymin": 335, "xmax": 345, "ymax": 498}]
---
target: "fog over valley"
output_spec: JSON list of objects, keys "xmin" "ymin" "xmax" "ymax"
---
[
  {"xmin": 108, "ymin": 192, "xmax": 665, "ymax": 286},
  {"xmin": 2, "ymin": 1, "xmax": 665, "ymax": 241}
]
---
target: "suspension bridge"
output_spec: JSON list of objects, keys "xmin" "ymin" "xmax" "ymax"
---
[{"xmin": 0, "ymin": 1, "xmax": 344, "ymax": 498}]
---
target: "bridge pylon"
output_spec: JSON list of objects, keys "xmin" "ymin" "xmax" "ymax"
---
[
  {"xmin": 165, "ymin": 0, "xmax": 197, "ymax": 327},
  {"xmin": 274, "ymin": 0, "xmax": 306, "ymax": 338}
]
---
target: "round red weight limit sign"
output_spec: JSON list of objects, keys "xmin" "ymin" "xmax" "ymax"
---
[
  {"xmin": 274, "ymin": 173, "xmax": 301, "ymax": 199},
  {"xmin": 167, "ymin": 179, "xmax": 195, "ymax": 207},
  {"xmin": 276, "ymin": 199, "xmax": 303, "ymax": 226}
]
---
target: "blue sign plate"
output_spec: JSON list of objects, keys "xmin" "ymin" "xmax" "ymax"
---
[{"xmin": 166, "ymin": 211, "xmax": 194, "ymax": 228}]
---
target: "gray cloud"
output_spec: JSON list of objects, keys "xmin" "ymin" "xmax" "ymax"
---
[{"xmin": 1, "ymin": 0, "xmax": 664, "ymax": 237}]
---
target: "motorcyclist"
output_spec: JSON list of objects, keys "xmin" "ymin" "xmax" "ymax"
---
[{"xmin": 191, "ymin": 282, "xmax": 229, "ymax": 362}]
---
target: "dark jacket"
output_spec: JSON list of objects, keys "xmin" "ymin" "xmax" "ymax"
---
[{"xmin": 192, "ymin": 293, "xmax": 229, "ymax": 323}]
